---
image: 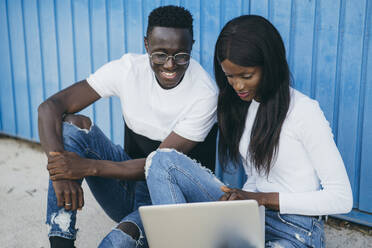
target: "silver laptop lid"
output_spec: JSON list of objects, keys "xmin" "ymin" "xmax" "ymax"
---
[{"xmin": 139, "ymin": 200, "xmax": 265, "ymax": 248}]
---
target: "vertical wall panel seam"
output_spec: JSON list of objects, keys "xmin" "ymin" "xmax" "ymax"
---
[
  {"xmin": 288, "ymin": 0, "xmax": 295, "ymax": 71},
  {"xmin": 88, "ymin": 0, "xmax": 96, "ymax": 123},
  {"xmin": 333, "ymin": 0, "xmax": 345, "ymax": 142},
  {"xmin": 36, "ymin": 0, "xmax": 46, "ymax": 101},
  {"xmin": 141, "ymin": 0, "xmax": 144, "ymax": 52},
  {"xmin": 70, "ymin": 0, "xmax": 77, "ymax": 82},
  {"xmin": 122, "ymin": 0, "xmax": 127, "ymax": 141},
  {"xmin": 355, "ymin": 0, "xmax": 370, "ymax": 204},
  {"xmin": 123, "ymin": 0, "xmax": 127, "ymax": 53},
  {"xmin": 53, "ymin": 0, "xmax": 62, "ymax": 91},
  {"xmin": 141, "ymin": 0, "xmax": 144, "ymax": 46},
  {"xmin": 219, "ymin": 0, "xmax": 224, "ymax": 29},
  {"xmin": 105, "ymin": 0, "xmax": 114, "ymax": 140},
  {"xmin": 0, "ymin": 102, "xmax": 2, "ymax": 131},
  {"xmin": 5, "ymin": 0, "xmax": 18, "ymax": 135},
  {"xmin": 310, "ymin": 0, "xmax": 319, "ymax": 99},
  {"xmin": 21, "ymin": 0, "xmax": 33, "ymax": 138},
  {"xmin": 199, "ymin": 0, "xmax": 202, "ymax": 64},
  {"xmin": 267, "ymin": 0, "xmax": 271, "ymax": 21}
]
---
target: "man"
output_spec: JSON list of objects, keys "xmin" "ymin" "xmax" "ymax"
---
[{"xmin": 38, "ymin": 5, "xmax": 218, "ymax": 248}]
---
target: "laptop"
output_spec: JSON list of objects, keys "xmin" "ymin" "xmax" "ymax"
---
[{"xmin": 139, "ymin": 200, "xmax": 265, "ymax": 248}]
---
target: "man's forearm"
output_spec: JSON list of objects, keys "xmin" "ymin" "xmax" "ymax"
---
[
  {"xmin": 38, "ymin": 80, "xmax": 100, "ymax": 158},
  {"xmin": 88, "ymin": 158, "xmax": 147, "ymax": 180},
  {"xmin": 38, "ymin": 100, "xmax": 65, "ymax": 156}
]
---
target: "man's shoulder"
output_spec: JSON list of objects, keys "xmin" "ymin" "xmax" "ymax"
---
[
  {"xmin": 186, "ymin": 59, "xmax": 218, "ymax": 96},
  {"xmin": 101, "ymin": 53, "xmax": 150, "ymax": 79},
  {"xmin": 117, "ymin": 53, "xmax": 148, "ymax": 67}
]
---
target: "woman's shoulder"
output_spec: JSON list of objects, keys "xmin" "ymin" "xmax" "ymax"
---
[
  {"xmin": 284, "ymin": 88, "xmax": 328, "ymax": 133},
  {"xmin": 288, "ymin": 88, "xmax": 321, "ymax": 117}
]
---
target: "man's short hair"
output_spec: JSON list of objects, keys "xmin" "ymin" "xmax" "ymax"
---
[{"xmin": 147, "ymin": 5, "xmax": 193, "ymax": 40}]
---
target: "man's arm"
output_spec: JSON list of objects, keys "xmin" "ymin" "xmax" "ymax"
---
[
  {"xmin": 38, "ymin": 80, "xmax": 101, "ymax": 210},
  {"xmin": 47, "ymin": 131, "xmax": 198, "ymax": 181},
  {"xmin": 38, "ymin": 80, "xmax": 101, "ymax": 153}
]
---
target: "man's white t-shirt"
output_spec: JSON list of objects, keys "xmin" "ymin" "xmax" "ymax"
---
[
  {"xmin": 87, "ymin": 53, "xmax": 218, "ymax": 142},
  {"xmin": 239, "ymin": 88, "xmax": 353, "ymax": 216}
]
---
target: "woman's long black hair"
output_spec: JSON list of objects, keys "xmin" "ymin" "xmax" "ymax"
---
[{"xmin": 214, "ymin": 15, "xmax": 291, "ymax": 176}]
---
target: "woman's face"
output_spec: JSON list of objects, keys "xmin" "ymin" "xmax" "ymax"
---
[{"xmin": 220, "ymin": 59, "xmax": 262, "ymax": 102}]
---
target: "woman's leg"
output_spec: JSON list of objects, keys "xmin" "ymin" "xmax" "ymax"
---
[
  {"xmin": 145, "ymin": 148, "xmax": 225, "ymax": 205},
  {"xmin": 265, "ymin": 210, "xmax": 325, "ymax": 248}
]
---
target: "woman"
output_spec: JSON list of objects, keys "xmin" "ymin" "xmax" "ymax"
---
[{"xmin": 145, "ymin": 15, "xmax": 352, "ymax": 247}]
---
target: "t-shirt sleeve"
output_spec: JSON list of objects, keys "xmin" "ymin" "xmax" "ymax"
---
[
  {"xmin": 279, "ymin": 99, "xmax": 353, "ymax": 216},
  {"xmin": 173, "ymin": 94, "xmax": 218, "ymax": 142},
  {"xmin": 86, "ymin": 55, "xmax": 130, "ymax": 98}
]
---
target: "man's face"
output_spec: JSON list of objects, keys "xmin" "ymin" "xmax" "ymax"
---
[{"xmin": 145, "ymin": 27, "xmax": 193, "ymax": 89}]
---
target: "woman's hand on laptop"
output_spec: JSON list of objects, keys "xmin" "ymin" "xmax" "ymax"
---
[{"xmin": 219, "ymin": 186, "xmax": 279, "ymax": 211}]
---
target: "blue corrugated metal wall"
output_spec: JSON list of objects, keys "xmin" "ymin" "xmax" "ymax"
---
[{"xmin": 0, "ymin": 0, "xmax": 371, "ymax": 226}]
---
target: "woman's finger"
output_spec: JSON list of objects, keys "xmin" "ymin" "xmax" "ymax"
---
[
  {"xmin": 228, "ymin": 192, "xmax": 242, "ymax": 200},
  {"xmin": 219, "ymin": 192, "xmax": 230, "ymax": 201},
  {"xmin": 220, "ymin": 185, "xmax": 232, "ymax": 193}
]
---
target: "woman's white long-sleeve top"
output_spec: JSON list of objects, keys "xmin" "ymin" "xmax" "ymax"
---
[{"xmin": 239, "ymin": 88, "xmax": 353, "ymax": 216}]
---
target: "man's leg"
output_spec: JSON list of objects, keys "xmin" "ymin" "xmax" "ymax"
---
[
  {"xmin": 46, "ymin": 116, "xmax": 137, "ymax": 247},
  {"xmin": 98, "ymin": 180, "xmax": 152, "ymax": 248}
]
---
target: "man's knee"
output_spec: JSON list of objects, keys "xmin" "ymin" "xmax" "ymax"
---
[
  {"xmin": 63, "ymin": 114, "xmax": 92, "ymax": 130},
  {"xmin": 117, "ymin": 222, "xmax": 140, "ymax": 241}
]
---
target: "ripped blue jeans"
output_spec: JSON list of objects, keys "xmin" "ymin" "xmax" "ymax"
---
[
  {"xmin": 46, "ymin": 122, "xmax": 151, "ymax": 247},
  {"xmin": 145, "ymin": 149, "xmax": 325, "ymax": 248}
]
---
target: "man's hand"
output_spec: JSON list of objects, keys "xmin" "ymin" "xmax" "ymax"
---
[
  {"xmin": 48, "ymin": 151, "xmax": 93, "ymax": 180},
  {"xmin": 52, "ymin": 180, "xmax": 84, "ymax": 211},
  {"xmin": 219, "ymin": 186, "xmax": 279, "ymax": 210}
]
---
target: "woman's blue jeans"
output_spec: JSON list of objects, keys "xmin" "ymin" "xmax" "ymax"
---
[
  {"xmin": 146, "ymin": 149, "xmax": 325, "ymax": 248},
  {"xmin": 46, "ymin": 122, "xmax": 151, "ymax": 247}
]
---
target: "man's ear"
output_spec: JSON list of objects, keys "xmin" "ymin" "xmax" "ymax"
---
[
  {"xmin": 187, "ymin": 39, "xmax": 195, "ymax": 53},
  {"xmin": 144, "ymin": 37, "xmax": 149, "ymax": 53}
]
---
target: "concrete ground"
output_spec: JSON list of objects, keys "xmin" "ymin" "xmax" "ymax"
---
[{"xmin": 0, "ymin": 136, "xmax": 371, "ymax": 248}]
